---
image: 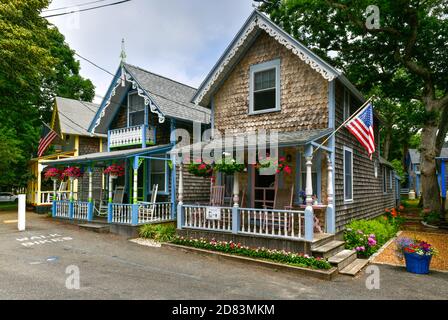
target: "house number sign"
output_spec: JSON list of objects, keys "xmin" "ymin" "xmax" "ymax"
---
[{"xmin": 206, "ymin": 207, "xmax": 221, "ymax": 220}]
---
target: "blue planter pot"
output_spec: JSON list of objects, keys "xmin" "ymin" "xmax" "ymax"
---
[{"xmin": 404, "ymin": 252, "xmax": 432, "ymax": 274}]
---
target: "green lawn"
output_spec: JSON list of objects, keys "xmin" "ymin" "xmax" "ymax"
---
[
  {"xmin": 401, "ymin": 198, "xmax": 420, "ymax": 208},
  {"xmin": 0, "ymin": 202, "xmax": 18, "ymax": 212}
]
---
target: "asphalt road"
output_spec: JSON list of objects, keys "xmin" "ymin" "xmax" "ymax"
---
[{"xmin": 0, "ymin": 211, "xmax": 447, "ymax": 300}]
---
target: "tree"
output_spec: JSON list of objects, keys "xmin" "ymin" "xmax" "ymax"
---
[
  {"xmin": 259, "ymin": 0, "xmax": 448, "ymax": 215},
  {"xmin": 0, "ymin": 0, "xmax": 95, "ymax": 189}
]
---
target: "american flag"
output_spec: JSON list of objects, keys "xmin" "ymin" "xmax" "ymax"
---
[
  {"xmin": 345, "ymin": 103, "xmax": 375, "ymax": 159},
  {"xmin": 37, "ymin": 123, "xmax": 58, "ymax": 157}
]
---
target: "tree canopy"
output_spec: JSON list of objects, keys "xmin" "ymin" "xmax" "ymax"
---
[
  {"xmin": 258, "ymin": 0, "xmax": 448, "ymax": 213},
  {"xmin": 0, "ymin": 0, "xmax": 95, "ymax": 189}
]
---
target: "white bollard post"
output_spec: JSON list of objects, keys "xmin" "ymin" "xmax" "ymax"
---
[{"xmin": 18, "ymin": 194, "xmax": 26, "ymax": 231}]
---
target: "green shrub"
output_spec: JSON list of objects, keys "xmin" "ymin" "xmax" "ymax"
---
[
  {"xmin": 139, "ymin": 223, "xmax": 176, "ymax": 242},
  {"xmin": 420, "ymin": 209, "xmax": 440, "ymax": 224},
  {"xmin": 344, "ymin": 216, "xmax": 399, "ymax": 258}
]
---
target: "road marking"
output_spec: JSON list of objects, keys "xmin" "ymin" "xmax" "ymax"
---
[
  {"xmin": 16, "ymin": 233, "xmax": 73, "ymax": 247},
  {"xmin": 3, "ymin": 220, "xmax": 18, "ymax": 224}
]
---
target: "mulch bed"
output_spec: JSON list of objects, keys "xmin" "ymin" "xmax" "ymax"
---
[{"xmin": 372, "ymin": 231, "xmax": 448, "ymax": 272}]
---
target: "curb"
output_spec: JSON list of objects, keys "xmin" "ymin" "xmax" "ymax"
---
[{"xmin": 162, "ymin": 243, "xmax": 338, "ymax": 281}]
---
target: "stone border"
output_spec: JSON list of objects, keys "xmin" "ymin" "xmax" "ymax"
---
[
  {"xmin": 163, "ymin": 243, "xmax": 338, "ymax": 281},
  {"xmin": 421, "ymin": 221, "xmax": 440, "ymax": 229}
]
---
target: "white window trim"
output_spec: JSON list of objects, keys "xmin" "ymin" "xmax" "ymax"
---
[
  {"xmin": 249, "ymin": 59, "xmax": 281, "ymax": 115},
  {"xmin": 389, "ymin": 169, "xmax": 393, "ymax": 190},
  {"xmin": 343, "ymin": 88, "xmax": 351, "ymax": 121},
  {"xmin": 127, "ymin": 91, "xmax": 145, "ymax": 127},
  {"xmin": 343, "ymin": 146, "xmax": 354, "ymax": 203}
]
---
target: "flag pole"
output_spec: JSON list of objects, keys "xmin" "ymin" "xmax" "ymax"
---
[{"xmin": 313, "ymin": 96, "xmax": 375, "ymax": 154}]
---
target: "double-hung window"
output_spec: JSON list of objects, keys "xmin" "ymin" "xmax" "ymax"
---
[
  {"xmin": 150, "ymin": 154, "xmax": 168, "ymax": 193},
  {"xmin": 343, "ymin": 88, "xmax": 351, "ymax": 121},
  {"xmin": 343, "ymin": 147, "xmax": 353, "ymax": 202},
  {"xmin": 128, "ymin": 92, "xmax": 145, "ymax": 126},
  {"xmin": 249, "ymin": 59, "xmax": 281, "ymax": 114}
]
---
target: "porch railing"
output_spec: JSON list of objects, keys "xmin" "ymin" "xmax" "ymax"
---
[
  {"xmin": 54, "ymin": 200, "xmax": 71, "ymax": 219},
  {"xmin": 178, "ymin": 204, "xmax": 311, "ymax": 241},
  {"xmin": 36, "ymin": 191, "xmax": 76, "ymax": 205},
  {"xmin": 239, "ymin": 208, "xmax": 304, "ymax": 239},
  {"xmin": 138, "ymin": 202, "xmax": 172, "ymax": 224},
  {"xmin": 73, "ymin": 201, "xmax": 89, "ymax": 221},
  {"xmin": 108, "ymin": 125, "xmax": 154, "ymax": 149},
  {"xmin": 183, "ymin": 205, "xmax": 233, "ymax": 232},
  {"xmin": 110, "ymin": 203, "xmax": 133, "ymax": 224}
]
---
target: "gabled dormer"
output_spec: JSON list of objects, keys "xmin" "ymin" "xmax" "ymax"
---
[{"xmin": 89, "ymin": 62, "xmax": 211, "ymax": 151}]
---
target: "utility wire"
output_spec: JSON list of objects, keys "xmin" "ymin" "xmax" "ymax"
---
[
  {"xmin": 43, "ymin": 0, "xmax": 109, "ymax": 12},
  {"xmin": 42, "ymin": 0, "xmax": 131, "ymax": 18},
  {"xmin": 75, "ymin": 53, "xmax": 116, "ymax": 77}
]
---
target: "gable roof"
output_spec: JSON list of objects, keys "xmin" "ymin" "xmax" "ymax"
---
[
  {"xmin": 89, "ymin": 64, "xmax": 211, "ymax": 134},
  {"xmin": 53, "ymin": 97, "xmax": 104, "ymax": 137},
  {"xmin": 192, "ymin": 10, "xmax": 364, "ymax": 107},
  {"xmin": 409, "ymin": 148, "xmax": 448, "ymax": 164}
]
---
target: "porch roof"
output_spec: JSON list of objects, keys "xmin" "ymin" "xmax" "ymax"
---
[
  {"xmin": 175, "ymin": 128, "xmax": 333, "ymax": 153},
  {"xmin": 42, "ymin": 144, "xmax": 171, "ymax": 166},
  {"xmin": 379, "ymin": 156, "xmax": 394, "ymax": 168}
]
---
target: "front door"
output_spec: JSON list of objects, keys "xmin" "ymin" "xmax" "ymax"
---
[{"xmin": 252, "ymin": 170, "xmax": 277, "ymax": 209}]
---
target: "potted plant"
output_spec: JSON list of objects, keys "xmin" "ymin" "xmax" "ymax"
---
[
  {"xmin": 214, "ymin": 153, "xmax": 245, "ymax": 175},
  {"xmin": 62, "ymin": 166, "xmax": 83, "ymax": 181},
  {"xmin": 187, "ymin": 160, "xmax": 213, "ymax": 178},
  {"xmin": 255, "ymin": 155, "xmax": 292, "ymax": 175},
  {"xmin": 44, "ymin": 168, "xmax": 62, "ymax": 181},
  {"xmin": 104, "ymin": 164, "xmax": 125, "ymax": 179},
  {"xmin": 396, "ymin": 237, "xmax": 437, "ymax": 274}
]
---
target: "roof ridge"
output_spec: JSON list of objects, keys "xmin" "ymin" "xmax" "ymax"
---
[{"xmin": 124, "ymin": 63, "xmax": 198, "ymax": 91}]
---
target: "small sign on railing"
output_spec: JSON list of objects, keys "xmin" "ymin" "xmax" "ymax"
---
[{"xmin": 206, "ymin": 207, "xmax": 221, "ymax": 220}]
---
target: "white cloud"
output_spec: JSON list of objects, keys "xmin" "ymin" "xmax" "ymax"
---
[{"xmin": 45, "ymin": 0, "xmax": 255, "ymax": 98}]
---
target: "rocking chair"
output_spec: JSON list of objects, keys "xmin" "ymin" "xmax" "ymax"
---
[{"xmin": 138, "ymin": 184, "xmax": 159, "ymax": 222}]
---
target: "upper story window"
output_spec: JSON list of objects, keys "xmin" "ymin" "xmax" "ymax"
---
[
  {"xmin": 343, "ymin": 147, "xmax": 353, "ymax": 202},
  {"xmin": 343, "ymin": 88, "xmax": 351, "ymax": 121},
  {"xmin": 383, "ymin": 167, "xmax": 387, "ymax": 193},
  {"xmin": 249, "ymin": 59, "xmax": 281, "ymax": 114},
  {"xmin": 128, "ymin": 92, "xmax": 145, "ymax": 127}
]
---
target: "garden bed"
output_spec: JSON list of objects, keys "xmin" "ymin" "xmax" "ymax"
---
[{"xmin": 163, "ymin": 242, "xmax": 338, "ymax": 281}]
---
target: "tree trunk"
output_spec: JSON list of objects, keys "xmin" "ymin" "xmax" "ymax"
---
[{"xmin": 420, "ymin": 124, "xmax": 441, "ymax": 212}]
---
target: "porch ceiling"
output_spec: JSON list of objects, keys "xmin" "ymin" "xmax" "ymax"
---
[{"xmin": 41, "ymin": 144, "xmax": 171, "ymax": 166}]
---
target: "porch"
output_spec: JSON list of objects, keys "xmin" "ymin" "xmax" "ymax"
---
[{"xmin": 43, "ymin": 144, "xmax": 176, "ymax": 226}]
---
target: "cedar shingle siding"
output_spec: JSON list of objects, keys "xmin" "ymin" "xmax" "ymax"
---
[
  {"xmin": 78, "ymin": 136, "xmax": 103, "ymax": 201},
  {"xmin": 334, "ymin": 81, "xmax": 395, "ymax": 231},
  {"xmin": 213, "ymin": 32, "xmax": 329, "ymax": 134}
]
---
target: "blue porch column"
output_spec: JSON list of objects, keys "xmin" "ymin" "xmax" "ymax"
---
[
  {"xmin": 87, "ymin": 166, "xmax": 94, "ymax": 221},
  {"xmin": 52, "ymin": 178, "xmax": 57, "ymax": 218},
  {"xmin": 141, "ymin": 124, "xmax": 147, "ymax": 148},
  {"xmin": 170, "ymin": 119, "xmax": 177, "ymax": 220},
  {"xmin": 131, "ymin": 157, "xmax": 139, "ymax": 225},
  {"xmin": 107, "ymin": 173, "xmax": 113, "ymax": 223}
]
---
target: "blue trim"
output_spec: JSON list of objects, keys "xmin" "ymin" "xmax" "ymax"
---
[
  {"xmin": 141, "ymin": 124, "xmax": 147, "ymax": 148},
  {"xmin": 107, "ymin": 130, "xmax": 111, "ymax": 152},
  {"xmin": 441, "ymin": 161, "xmax": 446, "ymax": 198},
  {"xmin": 170, "ymin": 119, "xmax": 177, "ymax": 219},
  {"xmin": 328, "ymin": 80, "xmax": 335, "ymax": 128},
  {"xmin": 107, "ymin": 203, "xmax": 112, "ymax": 223},
  {"xmin": 316, "ymin": 149, "xmax": 322, "ymax": 202},
  {"xmin": 88, "ymin": 65, "xmax": 122, "ymax": 132},
  {"xmin": 131, "ymin": 204, "xmax": 139, "ymax": 225}
]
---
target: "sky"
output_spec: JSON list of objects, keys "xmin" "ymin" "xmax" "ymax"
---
[{"xmin": 44, "ymin": 0, "xmax": 256, "ymax": 103}]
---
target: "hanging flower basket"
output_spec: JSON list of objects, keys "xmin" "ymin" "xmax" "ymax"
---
[
  {"xmin": 187, "ymin": 160, "xmax": 213, "ymax": 178},
  {"xmin": 255, "ymin": 156, "xmax": 292, "ymax": 175},
  {"xmin": 104, "ymin": 164, "xmax": 125, "ymax": 178},
  {"xmin": 62, "ymin": 166, "xmax": 83, "ymax": 180},
  {"xmin": 213, "ymin": 153, "xmax": 245, "ymax": 175},
  {"xmin": 44, "ymin": 168, "xmax": 62, "ymax": 181},
  {"xmin": 396, "ymin": 237, "xmax": 437, "ymax": 274}
]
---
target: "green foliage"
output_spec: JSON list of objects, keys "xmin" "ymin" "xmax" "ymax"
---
[
  {"xmin": 420, "ymin": 209, "xmax": 440, "ymax": 224},
  {"xmin": 0, "ymin": 1, "xmax": 95, "ymax": 189},
  {"xmin": 139, "ymin": 223, "xmax": 176, "ymax": 242},
  {"xmin": 401, "ymin": 198, "xmax": 420, "ymax": 208},
  {"xmin": 172, "ymin": 237, "xmax": 332, "ymax": 270},
  {"xmin": 344, "ymin": 216, "xmax": 400, "ymax": 258},
  {"xmin": 391, "ymin": 159, "xmax": 405, "ymax": 182}
]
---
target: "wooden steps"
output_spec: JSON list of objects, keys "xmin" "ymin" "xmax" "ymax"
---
[
  {"xmin": 312, "ymin": 236, "xmax": 369, "ymax": 277},
  {"xmin": 78, "ymin": 223, "xmax": 110, "ymax": 233},
  {"xmin": 339, "ymin": 259, "xmax": 370, "ymax": 276}
]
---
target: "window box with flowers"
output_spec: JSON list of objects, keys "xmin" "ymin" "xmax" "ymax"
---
[{"xmin": 396, "ymin": 237, "xmax": 437, "ymax": 274}]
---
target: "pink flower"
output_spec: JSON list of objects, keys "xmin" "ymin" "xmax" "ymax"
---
[
  {"xmin": 283, "ymin": 166, "xmax": 292, "ymax": 175},
  {"xmin": 368, "ymin": 237, "xmax": 377, "ymax": 247}
]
